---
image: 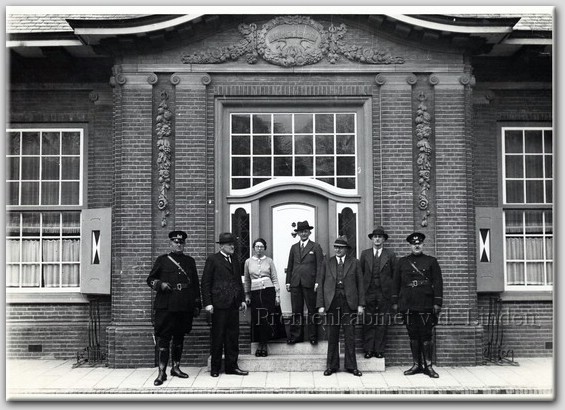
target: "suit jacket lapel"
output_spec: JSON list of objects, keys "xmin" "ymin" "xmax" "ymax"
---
[
  {"xmin": 379, "ymin": 250, "xmax": 389, "ymax": 272},
  {"xmin": 329, "ymin": 256, "xmax": 337, "ymax": 279},
  {"xmin": 343, "ymin": 256, "xmax": 354, "ymax": 278},
  {"xmin": 301, "ymin": 241, "xmax": 314, "ymax": 260},
  {"xmin": 219, "ymin": 252, "xmax": 233, "ymax": 271}
]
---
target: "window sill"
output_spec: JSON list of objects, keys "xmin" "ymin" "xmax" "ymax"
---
[
  {"xmin": 499, "ymin": 290, "xmax": 553, "ymax": 302},
  {"xmin": 6, "ymin": 291, "xmax": 90, "ymax": 304}
]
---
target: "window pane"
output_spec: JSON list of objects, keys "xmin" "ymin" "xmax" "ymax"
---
[
  {"xmin": 61, "ymin": 132, "xmax": 80, "ymax": 155},
  {"xmin": 506, "ymin": 237, "xmax": 524, "ymax": 259},
  {"xmin": 336, "ymin": 135, "xmax": 355, "ymax": 154},
  {"xmin": 525, "ymin": 238, "xmax": 543, "ymax": 259},
  {"xmin": 62, "ymin": 212, "xmax": 81, "ymax": 236},
  {"xmin": 546, "ymin": 181, "xmax": 552, "ymax": 203},
  {"xmin": 505, "ymin": 131, "xmax": 523, "ymax": 153},
  {"xmin": 8, "ymin": 157, "xmax": 19, "ymax": 180},
  {"xmin": 317, "ymin": 177, "xmax": 335, "ymax": 185},
  {"xmin": 294, "ymin": 114, "xmax": 313, "ymax": 133},
  {"xmin": 274, "ymin": 135, "xmax": 292, "ymax": 155},
  {"xmin": 545, "ymin": 211, "xmax": 552, "ymax": 233},
  {"xmin": 22, "ymin": 265, "xmax": 41, "ymax": 287},
  {"xmin": 42, "ymin": 157, "xmax": 60, "ymax": 180},
  {"xmin": 337, "ymin": 177, "xmax": 356, "ymax": 189},
  {"xmin": 253, "ymin": 114, "xmax": 271, "ymax": 134},
  {"xmin": 525, "ymin": 155, "xmax": 543, "ymax": 178},
  {"xmin": 41, "ymin": 182, "xmax": 59, "ymax": 205},
  {"xmin": 545, "ymin": 155, "xmax": 552, "ymax": 178},
  {"xmin": 8, "ymin": 131, "xmax": 20, "ymax": 155},
  {"xmin": 274, "ymin": 157, "xmax": 292, "ymax": 176},
  {"xmin": 62, "ymin": 239, "xmax": 80, "ymax": 262},
  {"xmin": 295, "ymin": 157, "xmax": 313, "ymax": 176},
  {"xmin": 232, "ymin": 157, "xmax": 250, "ymax": 176},
  {"xmin": 6, "ymin": 265, "xmax": 20, "ymax": 287},
  {"xmin": 253, "ymin": 157, "xmax": 271, "ymax": 176},
  {"xmin": 43, "ymin": 240, "xmax": 60, "ymax": 262},
  {"xmin": 42, "ymin": 212, "xmax": 60, "ymax": 236},
  {"xmin": 525, "ymin": 130, "xmax": 543, "ymax": 153},
  {"xmin": 337, "ymin": 157, "xmax": 355, "ymax": 175},
  {"xmin": 232, "ymin": 114, "xmax": 250, "ymax": 134},
  {"xmin": 22, "ymin": 132, "xmax": 40, "ymax": 155},
  {"xmin": 43, "ymin": 264, "xmax": 60, "ymax": 287},
  {"xmin": 62, "ymin": 157, "xmax": 80, "ymax": 180},
  {"xmin": 22, "ymin": 212, "xmax": 40, "ymax": 236},
  {"xmin": 526, "ymin": 262, "xmax": 544, "ymax": 285},
  {"xmin": 253, "ymin": 135, "xmax": 271, "ymax": 155},
  {"xmin": 316, "ymin": 157, "xmax": 334, "ymax": 176},
  {"xmin": 544, "ymin": 130, "xmax": 552, "ymax": 153},
  {"xmin": 295, "ymin": 135, "xmax": 313, "ymax": 155},
  {"xmin": 22, "ymin": 240, "xmax": 41, "ymax": 261},
  {"xmin": 42, "ymin": 131, "xmax": 60, "ymax": 155},
  {"xmin": 336, "ymin": 114, "xmax": 355, "ymax": 133},
  {"xmin": 6, "ymin": 240, "xmax": 20, "ymax": 262},
  {"xmin": 253, "ymin": 178, "xmax": 269, "ymax": 186},
  {"xmin": 315, "ymin": 114, "xmax": 334, "ymax": 133},
  {"xmin": 7, "ymin": 182, "xmax": 19, "ymax": 205},
  {"xmin": 505, "ymin": 210, "xmax": 523, "ymax": 233},
  {"xmin": 505, "ymin": 156, "xmax": 523, "ymax": 178},
  {"xmin": 61, "ymin": 182, "xmax": 80, "ymax": 205},
  {"xmin": 7, "ymin": 213, "xmax": 20, "ymax": 236},
  {"xmin": 232, "ymin": 136, "xmax": 250, "ymax": 155},
  {"xmin": 316, "ymin": 135, "xmax": 334, "ymax": 154},
  {"xmin": 506, "ymin": 180, "xmax": 523, "ymax": 203},
  {"xmin": 506, "ymin": 262, "xmax": 524, "ymax": 285},
  {"xmin": 525, "ymin": 211, "xmax": 543, "ymax": 234},
  {"xmin": 525, "ymin": 180, "xmax": 544, "ymax": 203},
  {"xmin": 62, "ymin": 265, "xmax": 80, "ymax": 287},
  {"xmin": 546, "ymin": 262, "xmax": 553, "ymax": 285},
  {"xmin": 545, "ymin": 238, "xmax": 553, "ymax": 260},
  {"xmin": 21, "ymin": 157, "xmax": 39, "ymax": 180},
  {"xmin": 273, "ymin": 114, "xmax": 292, "ymax": 134},
  {"xmin": 21, "ymin": 182, "xmax": 39, "ymax": 205},
  {"xmin": 232, "ymin": 178, "xmax": 250, "ymax": 189}
]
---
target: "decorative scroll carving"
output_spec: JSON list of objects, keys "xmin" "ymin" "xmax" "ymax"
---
[
  {"xmin": 375, "ymin": 74, "xmax": 387, "ymax": 85},
  {"xmin": 428, "ymin": 74, "xmax": 439, "ymax": 86},
  {"xmin": 147, "ymin": 73, "xmax": 158, "ymax": 85},
  {"xmin": 181, "ymin": 16, "xmax": 404, "ymax": 67},
  {"xmin": 406, "ymin": 74, "xmax": 417, "ymax": 85},
  {"xmin": 415, "ymin": 91, "xmax": 432, "ymax": 227},
  {"xmin": 201, "ymin": 74, "xmax": 212, "ymax": 85},
  {"xmin": 88, "ymin": 92, "xmax": 99, "ymax": 102},
  {"xmin": 459, "ymin": 74, "xmax": 471, "ymax": 86},
  {"xmin": 156, "ymin": 90, "xmax": 173, "ymax": 227},
  {"xmin": 170, "ymin": 74, "xmax": 181, "ymax": 85}
]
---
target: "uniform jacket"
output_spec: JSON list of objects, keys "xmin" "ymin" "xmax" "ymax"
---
[
  {"xmin": 391, "ymin": 253, "xmax": 443, "ymax": 313},
  {"xmin": 286, "ymin": 240, "xmax": 324, "ymax": 288},
  {"xmin": 146, "ymin": 252, "xmax": 202, "ymax": 312},
  {"xmin": 201, "ymin": 252, "xmax": 245, "ymax": 309},
  {"xmin": 360, "ymin": 247, "xmax": 397, "ymax": 299},
  {"xmin": 316, "ymin": 255, "xmax": 366, "ymax": 311}
]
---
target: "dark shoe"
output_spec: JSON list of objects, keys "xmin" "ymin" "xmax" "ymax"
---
[
  {"xmin": 375, "ymin": 352, "xmax": 384, "ymax": 359},
  {"xmin": 210, "ymin": 371, "xmax": 219, "ymax": 377},
  {"xmin": 364, "ymin": 351, "xmax": 373, "ymax": 359},
  {"xmin": 287, "ymin": 338, "xmax": 295, "ymax": 344},
  {"xmin": 261, "ymin": 345, "xmax": 268, "ymax": 357},
  {"xmin": 348, "ymin": 369, "xmax": 362, "ymax": 377},
  {"xmin": 404, "ymin": 339, "xmax": 423, "ymax": 376},
  {"xmin": 154, "ymin": 347, "xmax": 169, "ymax": 386},
  {"xmin": 153, "ymin": 369, "xmax": 167, "ymax": 386},
  {"xmin": 226, "ymin": 367, "xmax": 249, "ymax": 376},
  {"xmin": 324, "ymin": 368, "xmax": 335, "ymax": 376},
  {"xmin": 255, "ymin": 348, "xmax": 262, "ymax": 357},
  {"xmin": 403, "ymin": 363, "xmax": 423, "ymax": 375},
  {"xmin": 171, "ymin": 363, "xmax": 189, "ymax": 378},
  {"xmin": 422, "ymin": 341, "xmax": 439, "ymax": 378},
  {"xmin": 310, "ymin": 339, "xmax": 318, "ymax": 345}
]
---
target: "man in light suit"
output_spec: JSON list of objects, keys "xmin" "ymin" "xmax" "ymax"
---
[
  {"xmin": 285, "ymin": 220, "xmax": 324, "ymax": 345},
  {"xmin": 317, "ymin": 236, "xmax": 365, "ymax": 376},
  {"xmin": 360, "ymin": 226, "xmax": 397, "ymax": 359},
  {"xmin": 201, "ymin": 232, "xmax": 248, "ymax": 377}
]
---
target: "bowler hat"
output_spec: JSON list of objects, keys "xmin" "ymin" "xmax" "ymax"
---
[
  {"xmin": 406, "ymin": 232, "xmax": 426, "ymax": 245},
  {"xmin": 216, "ymin": 232, "xmax": 236, "ymax": 244},
  {"xmin": 333, "ymin": 235, "xmax": 351, "ymax": 248},
  {"xmin": 294, "ymin": 220, "xmax": 314, "ymax": 232},
  {"xmin": 169, "ymin": 230, "xmax": 187, "ymax": 241},
  {"xmin": 368, "ymin": 226, "xmax": 389, "ymax": 240}
]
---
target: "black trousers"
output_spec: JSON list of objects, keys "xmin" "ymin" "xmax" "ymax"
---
[
  {"xmin": 326, "ymin": 291, "xmax": 358, "ymax": 371},
  {"xmin": 154, "ymin": 310, "xmax": 193, "ymax": 347},
  {"xmin": 210, "ymin": 307, "xmax": 240, "ymax": 372},
  {"xmin": 362, "ymin": 286, "xmax": 391, "ymax": 354},
  {"xmin": 405, "ymin": 311, "xmax": 435, "ymax": 341},
  {"xmin": 250, "ymin": 287, "xmax": 276, "ymax": 343},
  {"xmin": 289, "ymin": 285, "xmax": 318, "ymax": 341}
]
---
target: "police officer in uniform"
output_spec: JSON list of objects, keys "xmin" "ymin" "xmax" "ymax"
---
[
  {"xmin": 391, "ymin": 232, "xmax": 443, "ymax": 378},
  {"xmin": 147, "ymin": 230, "xmax": 202, "ymax": 386}
]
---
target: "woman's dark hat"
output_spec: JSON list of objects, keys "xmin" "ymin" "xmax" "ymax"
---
[
  {"xmin": 216, "ymin": 232, "xmax": 236, "ymax": 244},
  {"xmin": 169, "ymin": 231, "xmax": 187, "ymax": 241},
  {"xmin": 294, "ymin": 220, "xmax": 314, "ymax": 232},
  {"xmin": 406, "ymin": 232, "xmax": 426, "ymax": 245},
  {"xmin": 333, "ymin": 235, "xmax": 351, "ymax": 248},
  {"xmin": 368, "ymin": 226, "xmax": 389, "ymax": 240}
]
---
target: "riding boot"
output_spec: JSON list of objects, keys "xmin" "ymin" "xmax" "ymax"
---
[
  {"xmin": 171, "ymin": 344, "xmax": 189, "ymax": 378},
  {"xmin": 403, "ymin": 339, "xmax": 423, "ymax": 375},
  {"xmin": 422, "ymin": 340, "xmax": 439, "ymax": 378},
  {"xmin": 154, "ymin": 347, "xmax": 169, "ymax": 386}
]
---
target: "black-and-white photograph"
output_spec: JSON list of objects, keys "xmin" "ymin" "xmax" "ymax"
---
[{"xmin": 4, "ymin": 3, "xmax": 555, "ymax": 402}]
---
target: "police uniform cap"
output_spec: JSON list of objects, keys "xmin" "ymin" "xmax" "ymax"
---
[
  {"xmin": 169, "ymin": 230, "xmax": 187, "ymax": 242},
  {"xmin": 406, "ymin": 232, "xmax": 425, "ymax": 245}
]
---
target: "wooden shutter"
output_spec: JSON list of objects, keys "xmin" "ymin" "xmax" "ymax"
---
[
  {"xmin": 475, "ymin": 207, "xmax": 504, "ymax": 293},
  {"xmin": 80, "ymin": 207, "xmax": 112, "ymax": 295}
]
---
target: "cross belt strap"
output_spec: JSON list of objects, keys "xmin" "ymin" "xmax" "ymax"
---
[{"xmin": 167, "ymin": 255, "xmax": 189, "ymax": 280}]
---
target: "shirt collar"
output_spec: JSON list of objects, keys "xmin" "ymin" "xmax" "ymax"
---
[
  {"xmin": 220, "ymin": 251, "xmax": 230, "ymax": 258},
  {"xmin": 252, "ymin": 255, "xmax": 266, "ymax": 260}
]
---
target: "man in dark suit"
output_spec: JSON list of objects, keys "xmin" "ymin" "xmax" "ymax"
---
[
  {"xmin": 201, "ymin": 232, "xmax": 249, "ymax": 377},
  {"xmin": 285, "ymin": 220, "xmax": 324, "ymax": 345},
  {"xmin": 392, "ymin": 232, "xmax": 443, "ymax": 378},
  {"xmin": 317, "ymin": 236, "xmax": 365, "ymax": 376},
  {"xmin": 147, "ymin": 230, "xmax": 202, "ymax": 386},
  {"xmin": 360, "ymin": 226, "xmax": 397, "ymax": 359}
]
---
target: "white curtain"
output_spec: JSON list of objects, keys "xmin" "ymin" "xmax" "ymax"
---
[{"xmin": 21, "ymin": 240, "xmax": 41, "ymax": 287}]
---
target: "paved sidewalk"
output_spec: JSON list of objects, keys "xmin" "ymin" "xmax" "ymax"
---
[{"xmin": 6, "ymin": 357, "xmax": 553, "ymax": 401}]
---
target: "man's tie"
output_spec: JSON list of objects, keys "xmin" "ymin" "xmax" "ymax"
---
[{"xmin": 225, "ymin": 255, "xmax": 231, "ymax": 264}]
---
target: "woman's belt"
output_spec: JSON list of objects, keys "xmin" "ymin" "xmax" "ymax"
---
[{"xmin": 251, "ymin": 277, "xmax": 274, "ymax": 291}]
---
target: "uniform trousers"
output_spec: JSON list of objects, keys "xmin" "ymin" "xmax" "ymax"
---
[
  {"xmin": 289, "ymin": 285, "xmax": 318, "ymax": 341},
  {"xmin": 210, "ymin": 306, "xmax": 240, "ymax": 372},
  {"xmin": 363, "ymin": 285, "xmax": 391, "ymax": 354},
  {"xmin": 154, "ymin": 310, "xmax": 193, "ymax": 348},
  {"xmin": 326, "ymin": 290, "xmax": 358, "ymax": 371},
  {"xmin": 405, "ymin": 311, "xmax": 435, "ymax": 341}
]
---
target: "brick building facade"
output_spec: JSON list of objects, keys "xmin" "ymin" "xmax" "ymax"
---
[{"xmin": 6, "ymin": 11, "xmax": 553, "ymax": 368}]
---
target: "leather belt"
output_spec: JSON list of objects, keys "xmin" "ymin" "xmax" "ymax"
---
[
  {"xmin": 175, "ymin": 283, "xmax": 189, "ymax": 291},
  {"xmin": 406, "ymin": 279, "xmax": 430, "ymax": 288}
]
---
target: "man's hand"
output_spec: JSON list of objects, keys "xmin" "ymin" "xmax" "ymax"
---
[
  {"xmin": 314, "ymin": 283, "xmax": 318, "ymax": 292},
  {"xmin": 318, "ymin": 307, "xmax": 325, "ymax": 314},
  {"xmin": 245, "ymin": 295, "xmax": 251, "ymax": 306},
  {"xmin": 286, "ymin": 284, "xmax": 290, "ymax": 292},
  {"xmin": 160, "ymin": 282, "xmax": 172, "ymax": 292},
  {"xmin": 240, "ymin": 302, "xmax": 247, "ymax": 313},
  {"xmin": 433, "ymin": 304, "xmax": 441, "ymax": 315},
  {"xmin": 357, "ymin": 306, "xmax": 364, "ymax": 315},
  {"xmin": 204, "ymin": 304, "xmax": 214, "ymax": 315},
  {"xmin": 275, "ymin": 295, "xmax": 280, "ymax": 306},
  {"xmin": 391, "ymin": 304, "xmax": 398, "ymax": 312},
  {"xmin": 193, "ymin": 307, "xmax": 201, "ymax": 317}
]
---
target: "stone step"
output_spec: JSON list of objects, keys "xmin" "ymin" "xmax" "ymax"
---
[
  {"xmin": 207, "ymin": 353, "xmax": 385, "ymax": 372},
  {"xmin": 251, "ymin": 340, "xmax": 328, "ymax": 355}
]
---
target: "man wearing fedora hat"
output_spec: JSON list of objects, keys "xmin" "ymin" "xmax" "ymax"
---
[
  {"xmin": 201, "ymin": 232, "xmax": 249, "ymax": 377},
  {"xmin": 147, "ymin": 230, "xmax": 202, "ymax": 386},
  {"xmin": 317, "ymin": 236, "xmax": 365, "ymax": 376},
  {"xmin": 391, "ymin": 232, "xmax": 443, "ymax": 378},
  {"xmin": 359, "ymin": 226, "xmax": 397, "ymax": 360},
  {"xmin": 285, "ymin": 220, "xmax": 324, "ymax": 345}
]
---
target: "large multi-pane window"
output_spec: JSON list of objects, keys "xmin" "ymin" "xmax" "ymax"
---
[
  {"xmin": 502, "ymin": 127, "xmax": 552, "ymax": 289},
  {"xmin": 230, "ymin": 113, "xmax": 357, "ymax": 193},
  {"xmin": 6, "ymin": 128, "xmax": 83, "ymax": 290}
]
